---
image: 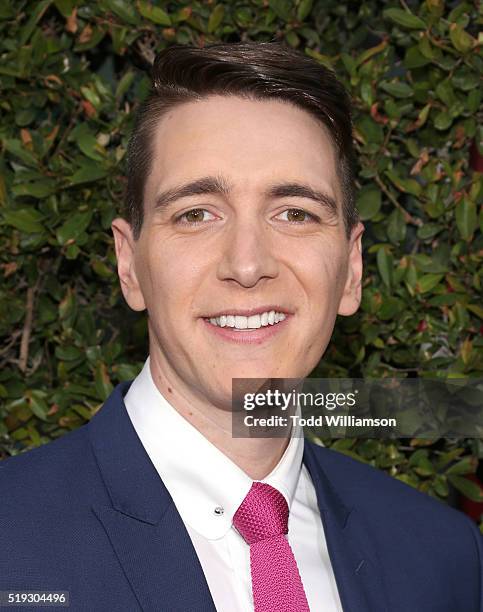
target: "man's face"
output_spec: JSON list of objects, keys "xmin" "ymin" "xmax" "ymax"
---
[{"xmin": 112, "ymin": 95, "xmax": 363, "ymax": 409}]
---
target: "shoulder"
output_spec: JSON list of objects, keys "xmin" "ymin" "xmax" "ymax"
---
[
  {"xmin": 0, "ymin": 425, "xmax": 88, "ymax": 479},
  {"xmin": 0, "ymin": 425, "xmax": 100, "ymax": 515},
  {"xmin": 305, "ymin": 439, "xmax": 482, "ymax": 543},
  {"xmin": 305, "ymin": 441, "xmax": 482, "ymax": 608}
]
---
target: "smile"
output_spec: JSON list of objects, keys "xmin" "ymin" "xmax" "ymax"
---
[{"xmin": 206, "ymin": 311, "xmax": 287, "ymax": 330}]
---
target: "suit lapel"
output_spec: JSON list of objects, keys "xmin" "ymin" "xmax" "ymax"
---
[
  {"xmin": 303, "ymin": 441, "xmax": 389, "ymax": 612},
  {"xmin": 88, "ymin": 381, "xmax": 216, "ymax": 612},
  {"xmin": 87, "ymin": 381, "xmax": 389, "ymax": 611}
]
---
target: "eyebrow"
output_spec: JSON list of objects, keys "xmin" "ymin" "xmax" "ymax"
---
[{"xmin": 153, "ymin": 175, "xmax": 338, "ymax": 217}]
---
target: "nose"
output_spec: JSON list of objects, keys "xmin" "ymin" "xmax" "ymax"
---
[{"xmin": 216, "ymin": 217, "xmax": 279, "ymax": 288}]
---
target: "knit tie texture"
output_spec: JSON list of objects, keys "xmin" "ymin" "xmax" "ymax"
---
[{"xmin": 233, "ymin": 481, "xmax": 310, "ymax": 612}]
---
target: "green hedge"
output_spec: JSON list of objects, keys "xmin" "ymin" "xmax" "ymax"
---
[{"xmin": 0, "ymin": 0, "xmax": 482, "ymax": 528}]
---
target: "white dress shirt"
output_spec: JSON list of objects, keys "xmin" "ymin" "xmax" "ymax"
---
[{"xmin": 124, "ymin": 356, "xmax": 342, "ymax": 612}]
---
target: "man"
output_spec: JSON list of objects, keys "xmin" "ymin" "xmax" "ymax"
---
[{"xmin": 0, "ymin": 41, "xmax": 481, "ymax": 612}]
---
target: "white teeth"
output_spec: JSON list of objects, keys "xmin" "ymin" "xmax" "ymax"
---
[
  {"xmin": 208, "ymin": 310, "xmax": 288, "ymax": 329},
  {"xmin": 235, "ymin": 315, "xmax": 248, "ymax": 329},
  {"xmin": 247, "ymin": 314, "xmax": 261, "ymax": 329}
]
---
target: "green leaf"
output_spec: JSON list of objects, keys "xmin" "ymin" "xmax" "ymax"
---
[
  {"xmin": 0, "ymin": 3, "xmax": 15, "ymax": 18},
  {"xmin": 2, "ymin": 208, "xmax": 45, "ymax": 233},
  {"xmin": 434, "ymin": 111, "xmax": 452, "ymax": 131},
  {"xmin": 404, "ymin": 46, "xmax": 430, "ymax": 69},
  {"xmin": 433, "ymin": 475, "xmax": 449, "ymax": 498},
  {"xmin": 56, "ymin": 210, "xmax": 93, "ymax": 245},
  {"xmin": 453, "ymin": 67, "xmax": 479, "ymax": 92},
  {"xmin": 3, "ymin": 139, "xmax": 38, "ymax": 167},
  {"xmin": 58, "ymin": 287, "xmax": 75, "ymax": 321},
  {"xmin": 449, "ymin": 24, "xmax": 475, "ymax": 53},
  {"xmin": 356, "ymin": 116, "xmax": 384, "ymax": 145},
  {"xmin": 455, "ymin": 197, "xmax": 477, "ymax": 241},
  {"xmin": 115, "ymin": 363, "xmax": 143, "ymax": 380},
  {"xmin": 76, "ymin": 129, "xmax": 106, "ymax": 162},
  {"xmin": 11, "ymin": 180, "xmax": 55, "ymax": 199},
  {"xmin": 435, "ymin": 80, "xmax": 456, "ymax": 106},
  {"xmin": 284, "ymin": 31, "xmax": 300, "ymax": 48},
  {"xmin": 53, "ymin": 0, "xmax": 76, "ymax": 17},
  {"xmin": 104, "ymin": 0, "xmax": 139, "ymax": 24},
  {"xmin": 417, "ymin": 223, "xmax": 443, "ymax": 240},
  {"xmin": 377, "ymin": 247, "xmax": 393, "ymax": 288},
  {"xmin": 379, "ymin": 81, "xmax": 413, "ymax": 98},
  {"xmin": 411, "ymin": 104, "xmax": 431, "ymax": 131},
  {"xmin": 340, "ymin": 53, "xmax": 356, "ymax": 75},
  {"xmin": 385, "ymin": 171, "xmax": 422, "ymax": 196},
  {"xmin": 468, "ymin": 89, "xmax": 481, "ymax": 114},
  {"xmin": 448, "ymin": 475, "xmax": 483, "ymax": 502},
  {"xmin": 20, "ymin": 0, "xmax": 52, "ymax": 45},
  {"xmin": 409, "ymin": 449, "xmax": 435, "ymax": 476},
  {"xmin": 446, "ymin": 456, "xmax": 477, "ymax": 475},
  {"xmin": 356, "ymin": 40, "xmax": 388, "ymax": 67},
  {"xmin": 378, "ymin": 296, "xmax": 405, "ymax": 320},
  {"xmin": 27, "ymin": 390, "xmax": 49, "ymax": 421},
  {"xmin": 115, "ymin": 70, "xmax": 135, "ymax": 99},
  {"xmin": 55, "ymin": 345, "xmax": 83, "ymax": 361},
  {"xmin": 466, "ymin": 304, "xmax": 483, "ymax": 320},
  {"xmin": 138, "ymin": 0, "xmax": 171, "ymax": 25},
  {"xmin": 357, "ymin": 187, "xmax": 381, "ymax": 220},
  {"xmin": 383, "ymin": 7, "xmax": 426, "ymax": 29},
  {"xmin": 94, "ymin": 362, "xmax": 114, "ymax": 401},
  {"xmin": 416, "ymin": 273, "xmax": 444, "ymax": 294},
  {"xmin": 207, "ymin": 4, "xmax": 224, "ymax": 33},
  {"xmin": 80, "ymin": 85, "xmax": 101, "ymax": 109},
  {"xmin": 68, "ymin": 163, "xmax": 108, "ymax": 185},
  {"xmin": 91, "ymin": 259, "xmax": 115, "ymax": 278},
  {"xmin": 74, "ymin": 26, "xmax": 106, "ymax": 52},
  {"xmin": 65, "ymin": 243, "xmax": 81, "ymax": 259},
  {"xmin": 419, "ymin": 35, "xmax": 438, "ymax": 60},
  {"xmin": 297, "ymin": 0, "xmax": 313, "ymax": 21},
  {"xmin": 360, "ymin": 79, "xmax": 373, "ymax": 106},
  {"xmin": 269, "ymin": 0, "xmax": 293, "ymax": 21},
  {"xmin": 387, "ymin": 208, "xmax": 407, "ymax": 244},
  {"xmin": 304, "ymin": 48, "xmax": 333, "ymax": 69}
]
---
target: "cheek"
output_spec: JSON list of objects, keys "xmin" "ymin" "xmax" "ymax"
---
[
  {"xmin": 140, "ymin": 244, "xmax": 208, "ymax": 313},
  {"xmin": 300, "ymin": 254, "xmax": 343, "ymax": 354},
  {"xmin": 296, "ymin": 248, "xmax": 347, "ymax": 313}
]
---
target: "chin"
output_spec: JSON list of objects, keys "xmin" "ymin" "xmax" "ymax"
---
[{"xmin": 226, "ymin": 367, "xmax": 282, "ymax": 382}]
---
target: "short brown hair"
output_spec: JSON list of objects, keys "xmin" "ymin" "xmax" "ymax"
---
[{"xmin": 124, "ymin": 41, "xmax": 359, "ymax": 240}]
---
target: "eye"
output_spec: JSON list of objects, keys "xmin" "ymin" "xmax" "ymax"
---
[
  {"xmin": 277, "ymin": 208, "xmax": 319, "ymax": 223},
  {"xmin": 175, "ymin": 208, "xmax": 216, "ymax": 224}
]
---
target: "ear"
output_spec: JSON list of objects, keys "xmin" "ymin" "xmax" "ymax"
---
[
  {"xmin": 111, "ymin": 217, "xmax": 146, "ymax": 312},
  {"xmin": 337, "ymin": 221, "xmax": 364, "ymax": 317}
]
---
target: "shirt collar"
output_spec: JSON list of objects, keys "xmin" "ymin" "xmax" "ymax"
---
[{"xmin": 123, "ymin": 356, "xmax": 305, "ymax": 540}]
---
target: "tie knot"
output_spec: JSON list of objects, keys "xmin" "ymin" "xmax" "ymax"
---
[{"xmin": 233, "ymin": 482, "xmax": 289, "ymax": 545}]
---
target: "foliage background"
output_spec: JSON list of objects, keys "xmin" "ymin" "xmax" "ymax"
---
[{"xmin": 0, "ymin": 0, "xmax": 482, "ymax": 528}]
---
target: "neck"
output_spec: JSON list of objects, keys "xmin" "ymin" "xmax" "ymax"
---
[{"xmin": 149, "ymin": 356, "xmax": 290, "ymax": 480}]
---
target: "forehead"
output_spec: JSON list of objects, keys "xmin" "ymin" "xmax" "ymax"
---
[{"xmin": 145, "ymin": 95, "xmax": 339, "ymax": 200}]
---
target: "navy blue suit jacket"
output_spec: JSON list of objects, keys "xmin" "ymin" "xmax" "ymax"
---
[{"xmin": 1, "ymin": 380, "xmax": 482, "ymax": 611}]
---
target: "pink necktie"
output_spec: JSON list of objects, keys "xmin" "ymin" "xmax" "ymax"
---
[{"xmin": 233, "ymin": 481, "xmax": 310, "ymax": 612}]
